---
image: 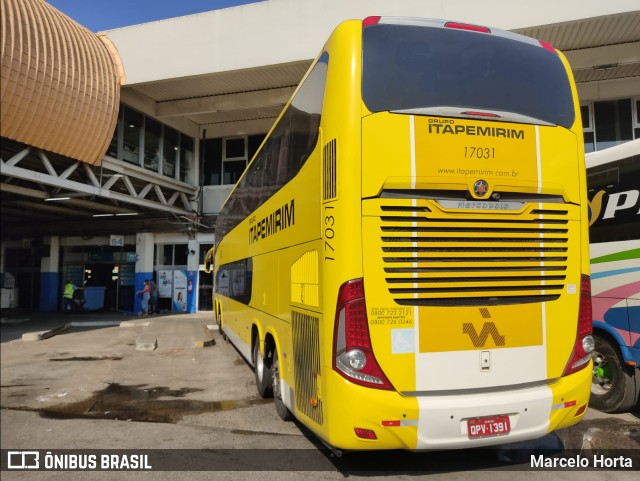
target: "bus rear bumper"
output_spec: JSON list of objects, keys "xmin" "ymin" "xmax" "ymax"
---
[
  {"xmin": 322, "ymin": 366, "xmax": 590, "ymax": 451},
  {"xmin": 413, "ymin": 366, "xmax": 590, "ymax": 450}
]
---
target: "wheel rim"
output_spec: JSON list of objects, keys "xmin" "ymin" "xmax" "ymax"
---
[
  {"xmin": 273, "ymin": 356, "xmax": 283, "ymax": 401},
  {"xmin": 254, "ymin": 344, "xmax": 265, "ymax": 383},
  {"xmin": 591, "ymin": 351, "xmax": 613, "ymax": 395}
]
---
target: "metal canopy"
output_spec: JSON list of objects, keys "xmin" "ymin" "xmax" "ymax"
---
[{"xmin": 0, "ymin": 138, "xmax": 206, "ymax": 239}]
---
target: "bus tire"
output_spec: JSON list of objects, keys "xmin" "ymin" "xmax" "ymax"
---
[
  {"xmin": 253, "ymin": 339, "xmax": 273, "ymax": 398},
  {"xmin": 216, "ymin": 305, "xmax": 228, "ymax": 341},
  {"xmin": 591, "ymin": 333, "xmax": 639, "ymax": 413},
  {"xmin": 218, "ymin": 324, "xmax": 227, "ymax": 341},
  {"xmin": 272, "ymin": 349, "xmax": 294, "ymax": 421}
]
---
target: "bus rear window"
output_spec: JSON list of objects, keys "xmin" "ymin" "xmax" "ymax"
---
[{"xmin": 362, "ymin": 24, "xmax": 575, "ymax": 128}]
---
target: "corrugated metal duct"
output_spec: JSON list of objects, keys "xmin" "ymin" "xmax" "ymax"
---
[{"xmin": 1, "ymin": 0, "xmax": 122, "ymax": 165}]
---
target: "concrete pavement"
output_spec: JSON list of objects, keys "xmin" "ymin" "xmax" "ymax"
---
[
  {"xmin": 123, "ymin": 316, "xmax": 215, "ymax": 350},
  {"xmin": 1, "ymin": 308, "xmax": 215, "ymax": 350},
  {"xmin": 1, "ymin": 307, "xmax": 638, "ymax": 455}
]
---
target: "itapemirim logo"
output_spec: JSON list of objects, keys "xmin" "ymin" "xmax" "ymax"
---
[{"xmin": 463, "ymin": 322, "xmax": 506, "ymax": 348}]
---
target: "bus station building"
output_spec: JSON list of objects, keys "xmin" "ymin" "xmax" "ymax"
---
[{"xmin": 1, "ymin": 0, "xmax": 638, "ymax": 312}]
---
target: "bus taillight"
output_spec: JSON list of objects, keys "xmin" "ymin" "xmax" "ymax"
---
[
  {"xmin": 563, "ymin": 275, "xmax": 595, "ymax": 376},
  {"xmin": 539, "ymin": 40, "xmax": 557, "ymax": 53},
  {"xmin": 362, "ymin": 16, "xmax": 381, "ymax": 28},
  {"xmin": 461, "ymin": 111, "xmax": 501, "ymax": 119},
  {"xmin": 444, "ymin": 22, "xmax": 491, "ymax": 33},
  {"xmin": 333, "ymin": 279, "xmax": 394, "ymax": 390}
]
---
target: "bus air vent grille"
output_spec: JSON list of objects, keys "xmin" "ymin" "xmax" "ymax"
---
[
  {"xmin": 323, "ymin": 139, "xmax": 337, "ymax": 201},
  {"xmin": 292, "ymin": 311, "xmax": 323, "ymax": 425},
  {"xmin": 376, "ymin": 201, "xmax": 571, "ymax": 306}
]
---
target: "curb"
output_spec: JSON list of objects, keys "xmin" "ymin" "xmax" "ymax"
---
[
  {"xmin": 21, "ymin": 321, "xmax": 121, "ymax": 342},
  {"xmin": 1, "ymin": 317, "xmax": 32, "ymax": 325},
  {"xmin": 70, "ymin": 321, "xmax": 121, "ymax": 328},
  {"xmin": 120, "ymin": 320, "xmax": 151, "ymax": 328},
  {"xmin": 22, "ymin": 324, "xmax": 70, "ymax": 341},
  {"xmin": 19, "ymin": 319, "xmax": 216, "ymax": 350},
  {"xmin": 195, "ymin": 327, "xmax": 216, "ymax": 348}
]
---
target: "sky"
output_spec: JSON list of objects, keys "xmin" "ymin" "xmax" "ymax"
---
[{"xmin": 46, "ymin": 0, "xmax": 264, "ymax": 32}]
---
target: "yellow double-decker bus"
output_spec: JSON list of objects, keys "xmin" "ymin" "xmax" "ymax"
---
[{"xmin": 212, "ymin": 16, "xmax": 593, "ymax": 451}]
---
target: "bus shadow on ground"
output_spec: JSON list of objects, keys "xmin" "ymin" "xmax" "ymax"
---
[{"xmin": 299, "ymin": 418, "xmax": 640, "ymax": 474}]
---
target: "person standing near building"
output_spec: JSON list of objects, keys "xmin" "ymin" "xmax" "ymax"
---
[
  {"xmin": 137, "ymin": 280, "xmax": 151, "ymax": 316},
  {"xmin": 62, "ymin": 277, "xmax": 79, "ymax": 312},
  {"xmin": 149, "ymin": 278, "xmax": 159, "ymax": 314}
]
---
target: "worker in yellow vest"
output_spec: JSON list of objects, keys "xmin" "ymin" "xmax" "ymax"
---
[{"xmin": 63, "ymin": 277, "xmax": 80, "ymax": 311}]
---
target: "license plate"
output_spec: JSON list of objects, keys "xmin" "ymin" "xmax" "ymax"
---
[{"xmin": 467, "ymin": 415, "xmax": 511, "ymax": 439}]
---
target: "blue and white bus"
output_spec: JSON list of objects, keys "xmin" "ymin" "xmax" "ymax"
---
[{"xmin": 587, "ymin": 139, "xmax": 640, "ymax": 413}]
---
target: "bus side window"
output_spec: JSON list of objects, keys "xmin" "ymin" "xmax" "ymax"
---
[
  {"xmin": 587, "ymin": 157, "xmax": 640, "ymax": 243},
  {"xmin": 287, "ymin": 58, "xmax": 327, "ymax": 182},
  {"xmin": 587, "ymin": 166, "xmax": 619, "ymax": 195}
]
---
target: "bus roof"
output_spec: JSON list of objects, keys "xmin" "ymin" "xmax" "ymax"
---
[
  {"xmin": 585, "ymin": 139, "xmax": 640, "ymax": 169},
  {"xmin": 373, "ymin": 16, "xmax": 545, "ymax": 49}
]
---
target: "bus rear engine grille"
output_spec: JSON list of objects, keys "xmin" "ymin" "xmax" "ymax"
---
[
  {"xmin": 292, "ymin": 311, "xmax": 323, "ymax": 425},
  {"xmin": 379, "ymin": 206, "xmax": 570, "ymax": 306}
]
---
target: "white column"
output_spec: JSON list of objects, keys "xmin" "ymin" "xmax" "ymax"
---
[
  {"xmin": 40, "ymin": 236, "xmax": 60, "ymax": 311},
  {"xmin": 136, "ymin": 233, "xmax": 155, "ymax": 274}
]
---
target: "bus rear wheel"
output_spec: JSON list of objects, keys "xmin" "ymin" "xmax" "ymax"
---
[
  {"xmin": 272, "ymin": 349, "xmax": 293, "ymax": 421},
  {"xmin": 216, "ymin": 305, "xmax": 227, "ymax": 341},
  {"xmin": 590, "ymin": 334, "xmax": 639, "ymax": 413},
  {"xmin": 253, "ymin": 339, "xmax": 272, "ymax": 398}
]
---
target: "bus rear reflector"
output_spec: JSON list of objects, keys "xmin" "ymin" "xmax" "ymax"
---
[
  {"xmin": 563, "ymin": 275, "xmax": 594, "ymax": 376},
  {"xmin": 354, "ymin": 428, "xmax": 377, "ymax": 440},
  {"xmin": 333, "ymin": 279, "xmax": 394, "ymax": 390},
  {"xmin": 445, "ymin": 22, "xmax": 491, "ymax": 33}
]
